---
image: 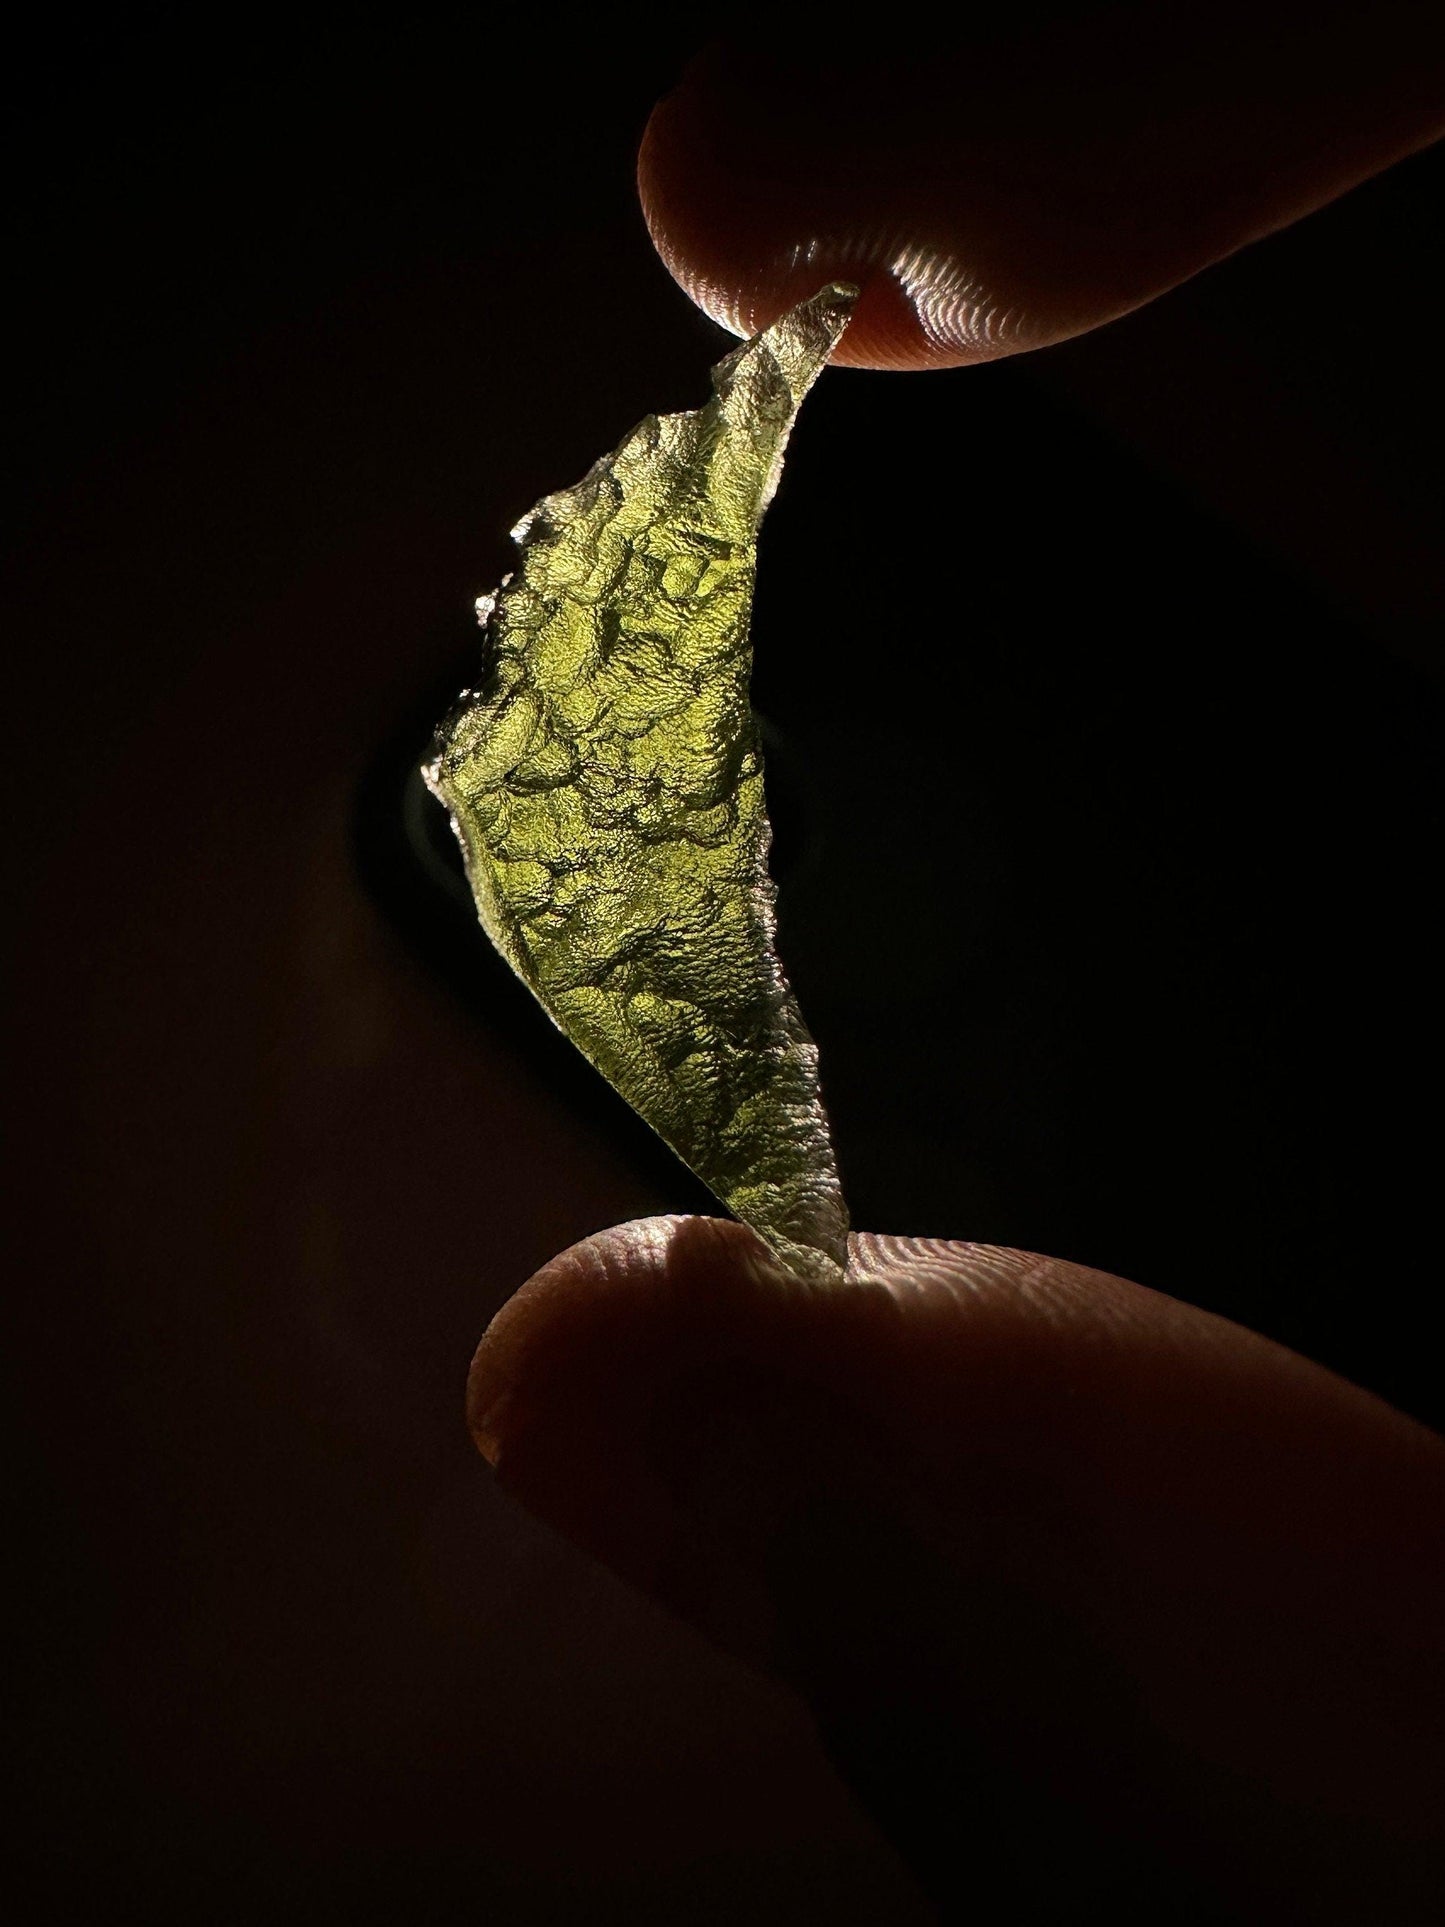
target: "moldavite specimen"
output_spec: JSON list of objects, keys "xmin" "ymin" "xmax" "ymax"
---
[{"xmin": 425, "ymin": 285, "xmax": 856, "ymax": 1284}]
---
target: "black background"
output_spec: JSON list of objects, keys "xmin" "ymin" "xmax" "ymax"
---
[{"xmin": 6, "ymin": 10, "xmax": 1442, "ymax": 1922}]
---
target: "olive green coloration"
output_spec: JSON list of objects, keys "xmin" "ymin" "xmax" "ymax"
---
[{"xmin": 425, "ymin": 286, "xmax": 856, "ymax": 1283}]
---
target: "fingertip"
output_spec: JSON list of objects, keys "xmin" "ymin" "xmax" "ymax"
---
[
  {"xmin": 465, "ymin": 1215, "xmax": 795, "ymax": 1465},
  {"xmin": 638, "ymin": 89, "xmax": 1028, "ymax": 372},
  {"xmin": 639, "ymin": 29, "xmax": 1445, "ymax": 374},
  {"xmin": 465, "ymin": 1215, "xmax": 829, "ymax": 1591}
]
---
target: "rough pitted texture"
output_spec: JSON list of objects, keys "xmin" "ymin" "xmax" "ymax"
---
[{"xmin": 425, "ymin": 286, "xmax": 855, "ymax": 1283}]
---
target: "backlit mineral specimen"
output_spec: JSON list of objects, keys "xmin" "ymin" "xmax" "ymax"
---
[{"xmin": 425, "ymin": 286, "xmax": 856, "ymax": 1283}]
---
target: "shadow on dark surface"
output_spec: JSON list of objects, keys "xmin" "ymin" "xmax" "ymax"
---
[{"xmin": 768, "ymin": 360, "xmax": 1443, "ymax": 1432}]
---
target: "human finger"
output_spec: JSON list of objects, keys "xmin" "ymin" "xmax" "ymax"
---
[
  {"xmin": 639, "ymin": 7, "xmax": 1445, "ymax": 369},
  {"xmin": 469, "ymin": 1215, "xmax": 1445, "ymax": 1917}
]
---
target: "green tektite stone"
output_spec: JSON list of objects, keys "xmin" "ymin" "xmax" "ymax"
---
[{"xmin": 425, "ymin": 285, "xmax": 856, "ymax": 1284}]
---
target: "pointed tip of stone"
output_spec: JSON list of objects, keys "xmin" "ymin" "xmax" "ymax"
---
[
  {"xmin": 788, "ymin": 280, "xmax": 860, "ymax": 337},
  {"xmin": 751, "ymin": 282, "xmax": 859, "ymax": 378}
]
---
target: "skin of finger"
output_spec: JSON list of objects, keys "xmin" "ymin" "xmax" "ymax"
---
[
  {"xmin": 639, "ymin": 17, "xmax": 1445, "ymax": 370},
  {"xmin": 469, "ymin": 1215, "xmax": 1445, "ymax": 1855}
]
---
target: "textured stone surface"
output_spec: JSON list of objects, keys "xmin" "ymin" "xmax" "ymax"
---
[{"xmin": 426, "ymin": 286, "xmax": 855, "ymax": 1282}]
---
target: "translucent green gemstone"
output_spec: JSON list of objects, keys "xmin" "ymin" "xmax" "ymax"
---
[{"xmin": 426, "ymin": 286, "xmax": 856, "ymax": 1283}]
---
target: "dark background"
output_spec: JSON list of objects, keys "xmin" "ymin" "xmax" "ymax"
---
[{"xmin": 6, "ymin": 11, "xmax": 1441, "ymax": 1922}]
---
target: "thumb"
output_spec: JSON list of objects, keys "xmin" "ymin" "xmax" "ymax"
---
[
  {"xmin": 639, "ymin": 8, "xmax": 1445, "ymax": 370},
  {"xmin": 469, "ymin": 1216, "xmax": 1445, "ymax": 1920}
]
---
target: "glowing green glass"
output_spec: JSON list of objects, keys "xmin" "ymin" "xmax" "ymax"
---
[{"xmin": 425, "ymin": 286, "xmax": 856, "ymax": 1283}]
